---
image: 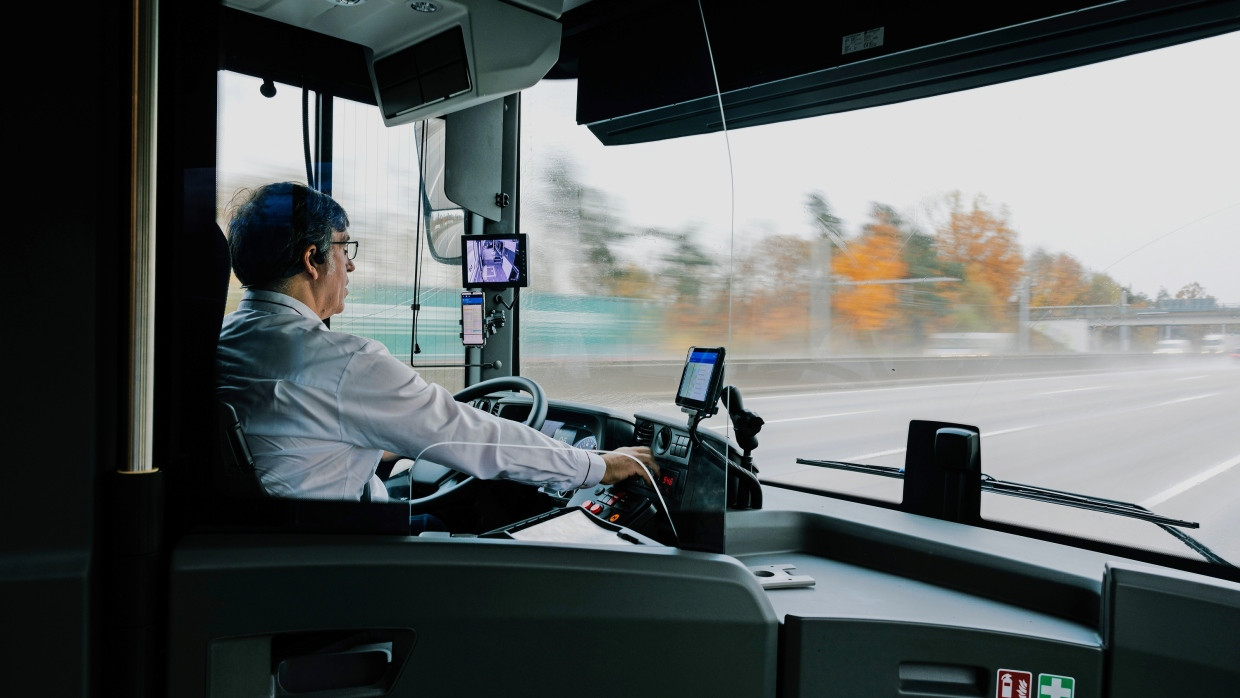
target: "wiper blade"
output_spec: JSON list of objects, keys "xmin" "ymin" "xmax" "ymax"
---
[
  {"xmin": 795, "ymin": 458, "xmax": 1233, "ymax": 567},
  {"xmin": 796, "ymin": 459, "xmax": 904, "ymax": 479},
  {"xmin": 978, "ymin": 475, "xmax": 1197, "ymax": 528},
  {"xmin": 978, "ymin": 475, "xmax": 1229, "ymax": 567}
]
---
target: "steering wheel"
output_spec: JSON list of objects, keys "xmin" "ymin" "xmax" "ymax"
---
[
  {"xmin": 452, "ymin": 375, "xmax": 547, "ymax": 432},
  {"xmin": 398, "ymin": 375, "xmax": 548, "ymax": 513}
]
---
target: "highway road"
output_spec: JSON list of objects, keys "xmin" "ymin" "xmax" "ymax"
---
[{"xmin": 690, "ymin": 359, "xmax": 1240, "ymax": 566}]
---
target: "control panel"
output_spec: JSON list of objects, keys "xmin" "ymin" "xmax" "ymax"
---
[
  {"xmin": 572, "ymin": 482, "xmax": 659, "ymax": 531},
  {"xmin": 565, "ymin": 411, "xmax": 737, "ymax": 548}
]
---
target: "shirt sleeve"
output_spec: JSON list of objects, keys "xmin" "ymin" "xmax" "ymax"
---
[{"xmin": 336, "ymin": 344, "xmax": 606, "ymax": 491}]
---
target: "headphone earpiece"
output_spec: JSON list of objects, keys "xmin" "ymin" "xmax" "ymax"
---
[{"xmin": 312, "ymin": 249, "xmax": 326, "ymax": 264}]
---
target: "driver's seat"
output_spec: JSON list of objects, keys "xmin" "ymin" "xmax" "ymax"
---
[
  {"xmin": 216, "ymin": 400, "xmax": 394, "ymax": 503},
  {"xmin": 215, "ymin": 400, "xmax": 268, "ymax": 501},
  {"xmin": 213, "ymin": 403, "xmax": 413, "ymax": 534}
]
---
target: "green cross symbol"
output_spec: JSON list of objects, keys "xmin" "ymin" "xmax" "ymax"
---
[{"xmin": 1038, "ymin": 674, "xmax": 1074, "ymax": 698}]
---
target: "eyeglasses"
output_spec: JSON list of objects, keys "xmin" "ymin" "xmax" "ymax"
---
[{"xmin": 332, "ymin": 240, "xmax": 359, "ymax": 260}]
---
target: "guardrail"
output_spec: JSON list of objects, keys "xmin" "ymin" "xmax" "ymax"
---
[{"xmin": 523, "ymin": 352, "xmax": 1224, "ymax": 397}]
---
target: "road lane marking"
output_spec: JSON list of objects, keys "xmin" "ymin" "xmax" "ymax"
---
[
  {"xmin": 841, "ymin": 424, "xmax": 1040, "ymax": 461},
  {"xmin": 739, "ymin": 367, "xmax": 1218, "ymax": 403},
  {"xmin": 984, "ymin": 425, "xmax": 1041, "ymax": 437},
  {"xmin": 1155, "ymin": 392, "xmax": 1219, "ymax": 406},
  {"xmin": 1040, "ymin": 386, "xmax": 1106, "ymax": 395},
  {"xmin": 762, "ymin": 410, "xmax": 876, "ymax": 425},
  {"xmin": 1141, "ymin": 454, "xmax": 1240, "ymax": 508},
  {"xmin": 706, "ymin": 409, "xmax": 875, "ymax": 429},
  {"xmin": 846, "ymin": 447, "xmax": 906, "ymax": 461}
]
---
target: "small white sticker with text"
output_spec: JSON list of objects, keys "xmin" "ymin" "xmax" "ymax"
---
[{"xmin": 842, "ymin": 27, "xmax": 885, "ymax": 55}]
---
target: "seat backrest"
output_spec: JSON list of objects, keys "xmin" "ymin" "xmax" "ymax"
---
[
  {"xmin": 166, "ymin": 220, "xmax": 236, "ymax": 530},
  {"xmin": 216, "ymin": 400, "xmax": 387, "ymax": 503},
  {"xmin": 216, "ymin": 400, "xmax": 269, "ymax": 500}
]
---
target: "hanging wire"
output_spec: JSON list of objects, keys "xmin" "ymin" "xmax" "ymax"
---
[{"xmin": 302, "ymin": 87, "xmax": 316, "ymax": 189}]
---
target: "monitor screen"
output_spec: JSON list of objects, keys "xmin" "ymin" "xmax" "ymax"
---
[
  {"xmin": 674, "ymin": 346, "xmax": 726, "ymax": 413},
  {"xmin": 462, "ymin": 233, "xmax": 528, "ymax": 288}
]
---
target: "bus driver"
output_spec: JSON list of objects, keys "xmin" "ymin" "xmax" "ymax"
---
[{"xmin": 215, "ymin": 182, "xmax": 658, "ymax": 529}]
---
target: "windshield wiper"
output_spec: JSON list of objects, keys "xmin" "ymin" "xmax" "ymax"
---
[{"xmin": 795, "ymin": 458, "xmax": 1233, "ymax": 567}]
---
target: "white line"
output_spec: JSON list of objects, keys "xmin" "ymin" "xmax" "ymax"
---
[
  {"xmin": 763, "ymin": 410, "xmax": 876, "ymax": 425},
  {"xmin": 1156, "ymin": 392, "xmax": 1219, "ymax": 407},
  {"xmin": 1040, "ymin": 386, "xmax": 1105, "ymax": 396},
  {"xmin": 984, "ymin": 425, "xmax": 1041, "ymax": 437},
  {"xmin": 841, "ymin": 424, "xmax": 1040, "ymax": 462},
  {"xmin": 706, "ymin": 409, "xmax": 875, "ymax": 429},
  {"xmin": 740, "ymin": 368, "xmax": 1174, "ymax": 402},
  {"xmin": 1141, "ymin": 455, "xmax": 1240, "ymax": 508},
  {"xmin": 845, "ymin": 447, "xmax": 906, "ymax": 461}
]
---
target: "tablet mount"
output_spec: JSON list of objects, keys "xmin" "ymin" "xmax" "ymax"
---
[{"xmin": 674, "ymin": 347, "xmax": 764, "ymax": 510}]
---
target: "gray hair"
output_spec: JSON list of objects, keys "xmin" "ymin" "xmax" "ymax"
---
[{"xmin": 226, "ymin": 182, "xmax": 350, "ymax": 290}]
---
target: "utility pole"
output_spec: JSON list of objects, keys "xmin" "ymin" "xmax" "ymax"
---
[
  {"xmin": 809, "ymin": 236, "xmax": 832, "ymax": 357},
  {"xmin": 1120, "ymin": 288, "xmax": 1130, "ymax": 352},
  {"xmin": 1018, "ymin": 278, "xmax": 1030, "ymax": 353}
]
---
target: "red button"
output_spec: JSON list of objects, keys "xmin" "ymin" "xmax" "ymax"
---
[{"xmin": 589, "ymin": 503, "xmax": 604, "ymax": 514}]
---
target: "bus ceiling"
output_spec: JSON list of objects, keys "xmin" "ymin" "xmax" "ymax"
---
[{"xmin": 220, "ymin": 0, "xmax": 1240, "ymax": 144}]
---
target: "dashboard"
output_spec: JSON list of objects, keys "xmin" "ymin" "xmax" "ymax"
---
[
  {"xmin": 537, "ymin": 419, "xmax": 597, "ymax": 450},
  {"xmin": 471, "ymin": 395, "xmax": 639, "ymax": 454}
]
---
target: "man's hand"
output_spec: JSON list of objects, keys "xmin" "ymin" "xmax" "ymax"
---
[{"xmin": 600, "ymin": 446, "xmax": 659, "ymax": 486}]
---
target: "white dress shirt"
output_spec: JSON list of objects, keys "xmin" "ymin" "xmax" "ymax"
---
[{"xmin": 216, "ymin": 289, "xmax": 605, "ymax": 500}]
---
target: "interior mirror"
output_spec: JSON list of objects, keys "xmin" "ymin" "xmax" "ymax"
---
[
  {"xmin": 427, "ymin": 209, "xmax": 465, "ymax": 263},
  {"xmin": 416, "ymin": 118, "xmax": 463, "ymax": 263}
]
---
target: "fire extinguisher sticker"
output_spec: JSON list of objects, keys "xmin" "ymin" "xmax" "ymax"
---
[{"xmin": 996, "ymin": 669, "xmax": 1032, "ymax": 698}]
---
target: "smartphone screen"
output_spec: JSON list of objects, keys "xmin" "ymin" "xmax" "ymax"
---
[{"xmin": 461, "ymin": 291, "xmax": 485, "ymax": 346}]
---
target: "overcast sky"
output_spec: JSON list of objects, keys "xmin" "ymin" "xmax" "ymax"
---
[{"xmin": 523, "ymin": 30, "xmax": 1240, "ymax": 303}]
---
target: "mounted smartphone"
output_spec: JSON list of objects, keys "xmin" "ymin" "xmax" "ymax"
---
[
  {"xmin": 675, "ymin": 346, "xmax": 726, "ymax": 416},
  {"xmin": 461, "ymin": 291, "xmax": 485, "ymax": 346}
]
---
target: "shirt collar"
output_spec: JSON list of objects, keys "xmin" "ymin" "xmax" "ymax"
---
[{"xmin": 239, "ymin": 288, "xmax": 319, "ymax": 319}]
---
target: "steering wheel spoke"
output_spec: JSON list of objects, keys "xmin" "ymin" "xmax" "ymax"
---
[{"xmin": 397, "ymin": 376, "xmax": 548, "ymax": 512}]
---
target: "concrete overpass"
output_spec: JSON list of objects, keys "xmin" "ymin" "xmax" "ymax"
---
[{"xmin": 1029, "ymin": 301, "xmax": 1239, "ymax": 351}]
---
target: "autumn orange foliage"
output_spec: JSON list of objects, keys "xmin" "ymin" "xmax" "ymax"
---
[
  {"xmin": 1027, "ymin": 249, "xmax": 1090, "ymax": 306},
  {"xmin": 935, "ymin": 192, "xmax": 1025, "ymax": 325},
  {"xmin": 831, "ymin": 211, "xmax": 909, "ymax": 332}
]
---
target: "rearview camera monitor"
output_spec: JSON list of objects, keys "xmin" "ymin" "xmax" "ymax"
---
[{"xmin": 462, "ymin": 233, "xmax": 528, "ymax": 289}]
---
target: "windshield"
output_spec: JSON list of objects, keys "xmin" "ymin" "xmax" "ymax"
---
[
  {"xmin": 518, "ymin": 31, "xmax": 1240, "ymax": 564},
  {"xmin": 217, "ymin": 30, "xmax": 1238, "ymax": 566}
]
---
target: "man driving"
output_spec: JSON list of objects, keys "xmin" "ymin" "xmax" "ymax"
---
[{"xmin": 216, "ymin": 182, "xmax": 657, "ymax": 529}]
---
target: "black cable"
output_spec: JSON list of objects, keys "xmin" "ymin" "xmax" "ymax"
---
[
  {"xmin": 1158, "ymin": 523, "xmax": 1234, "ymax": 567},
  {"xmin": 302, "ymin": 87, "xmax": 315, "ymax": 189},
  {"xmin": 686, "ymin": 428, "xmax": 761, "ymax": 510},
  {"xmin": 409, "ymin": 122, "xmax": 429, "ymax": 363},
  {"xmin": 729, "ymin": 462, "xmax": 763, "ymax": 509},
  {"xmin": 687, "ymin": 388, "xmax": 766, "ymax": 510}
]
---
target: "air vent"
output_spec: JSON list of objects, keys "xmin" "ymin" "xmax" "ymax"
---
[
  {"xmin": 491, "ymin": 402, "xmax": 502, "ymax": 415},
  {"xmin": 634, "ymin": 420, "xmax": 653, "ymax": 446},
  {"xmin": 373, "ymin": 26, "xmax": 471, "ymax": 120}
]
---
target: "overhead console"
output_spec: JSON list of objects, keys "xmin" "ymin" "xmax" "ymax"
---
[
  {"xmin": 366, "ymin": 1, "xmax": 562, "ymax": 126},
  {"xmin": 559, "ymin": 0, "xmax": 1240, "ymax": 145},
  {"xmin": 221, "ymin": 0, "xmax": 566, "ymax": 125}
]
